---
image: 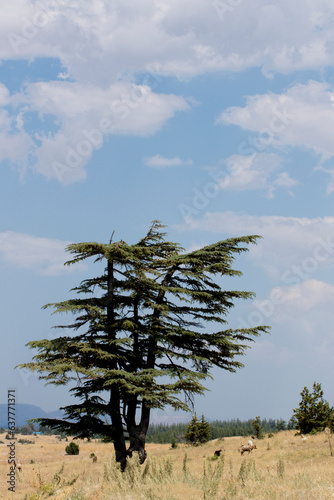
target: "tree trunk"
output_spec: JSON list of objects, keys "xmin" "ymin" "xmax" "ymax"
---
[
  {"xmin": 127, "ymin": 424, "xmax": 148, "ymax": 464},
  {"xmin": 106, "ymin": 259, "xmax": 129, "ymax": 470},
  {"xmin": 113, "ymin": 432, "xmax": 128, "ymax": 471}
]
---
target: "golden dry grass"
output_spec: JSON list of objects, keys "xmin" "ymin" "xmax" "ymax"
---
[{"xmin": 0, "ymin": 430, "xmax": 333, "ymax": 499}]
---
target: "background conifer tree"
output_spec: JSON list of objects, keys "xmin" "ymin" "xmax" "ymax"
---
[
  {"xmin": 18, "ymin": 221, "xmax": 268, "ymax": 469},
  {"xmin": 252, "ymin": 416, "xmax": 262, "ymax": 439},
  {"xmin": 292, "ymin": 382, "xmax": 332, "ymax": 434},
  {"xmin": 198, "ymin": 414, "xmax": 212, "ymax": 443},
  {"xmin": 184, "ymin": 413, "xmax": 211, "ymax": 444},
  {"xmin": 184, "ymin": 413, "xmax": 200, "ymax": 444}
]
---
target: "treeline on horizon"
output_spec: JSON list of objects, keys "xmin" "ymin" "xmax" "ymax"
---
[
  {"xmin": 0, "ymin": 417, "xmax": 293, "ymax": 443},
  {"xmin": 146, "ymin": 418, "xmax": 292, "ymax": 444}
]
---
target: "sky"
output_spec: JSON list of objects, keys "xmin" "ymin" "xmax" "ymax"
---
[{"xmin": 1, "ymin": 0, "xmax": 334, "ymax": 425}]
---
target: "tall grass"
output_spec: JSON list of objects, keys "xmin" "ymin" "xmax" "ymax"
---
[{"xmin": 3, "ymin": 430, "xmax": 334, "ymax": 499}]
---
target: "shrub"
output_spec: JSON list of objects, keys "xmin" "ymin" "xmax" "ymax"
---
[
  {"xmin": 171, "ymin": 436, "xmax": 178, "ymax": 449},
  {"xmin": 65, "ymin": 441, "xmax": 80, "ymax": 455},
  {"xmin": 18, "ymin": 438, "xmax": 35, "ymax": 444}
]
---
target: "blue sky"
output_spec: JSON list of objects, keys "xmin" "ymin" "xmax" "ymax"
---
[{"xmin": 1, "ymin": 0, "xmax": 334, "ymax": 424}]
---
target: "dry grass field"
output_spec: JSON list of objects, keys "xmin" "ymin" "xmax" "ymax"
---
[{"xmin": 0, "ymin": 430, "xmax": 333, "ymax": 499}]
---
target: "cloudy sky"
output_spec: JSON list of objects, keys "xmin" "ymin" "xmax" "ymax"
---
[{"xmin": 1, "ymin": 0, "xmax": 334, "ymax": 424}]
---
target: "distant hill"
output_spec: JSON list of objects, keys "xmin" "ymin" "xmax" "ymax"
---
[
  {"xmin": 0, "ymin": 404, "xmax": 63, "ymax": 427},
  {"xmin": 0, "ymin": 405, "xmax": 194, "ymax": 429}
]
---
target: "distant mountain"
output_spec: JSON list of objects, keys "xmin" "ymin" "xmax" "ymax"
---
[
  {"xmin": 150, "ymin": 410, "xmax": 213, "ymax": 425},
  {"xmin": 0, "ymin": 404, "xmax": 210, "ymax": 428},
  {"xmin": 0, "ymin": 404, "xmax": 63, "ymax": 428}
]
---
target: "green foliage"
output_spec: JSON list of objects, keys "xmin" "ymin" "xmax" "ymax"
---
[
  {"xmin": 251, "ymin": 416, "xmax": 262, "ymax": 439},
  {"xmin": 184, "ymin": 413, "xmax": 211, "ymax": 445},
  {"xmin": 17, "ymin": 221, "xmax": 268, "ymax": 468},
  {"xmin": 65, "ymin": 441, "xmax": 80, "ymax": 455},
  {"xmin": 198, "ymin": 414, "xmax": 212, "ymax": 443},
  {"xmin": 292, "ymin": 382, "xmax": 333, "ymax": 434},
  {"xmin": 146, "ymin": 418, "xmax": 283, "ymax": 443},
  {"xmin": 170, "ymin": 436, "xmax": 178, "ymax": 449},
  {"xmin": 287, "ymin": 416, "xmax": 297, "ymax": 430},
  {"xmin": 276, "ymin": 419, "xmax": 286, "ymax": 431},
  {"xmin": 18, "ymin": 438, "xmax": 35, "ymax": 444},
  {"xmin": 184, "ymin": 413, "xmax": 200, "ymax": 444}
]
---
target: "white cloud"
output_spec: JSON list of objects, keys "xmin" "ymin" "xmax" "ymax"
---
[
  {"xmin": 272, "ymin": 279, "xmax": 334, "ymax": 312},
  {"xmin": 144, "ymin": 154, "xmax": 193, "ymax": 168},
  {"xmin": 178, "ymin": 212, "xmax": 334, "ymax": 278},
  {"xmin": 218, "ymin": 81, "xmax": 334, "ymax": 161},
  {"xmin": 242, "ymin": 279, "xmax": 334, "ymax": 375},
  {"xmin": 8, "ymin": 81, "xmax": 189, "ymax": 183},
  {"xmin": 254, "ymin": 280, "xmax": 334, "ymax": 370},
  {"xmin": 316, "ymin": 166, "xmax": 334, "ymax": 195},
  {"xmin": 2, "ymin": 2, "xmax": 334, "ymax": 181},
  {"xmin": 2, "ymin": 1, "xmax": 334, "ymax": 78},
  {"xmin": 0, "ymin": 231, "xmax": 86, "ymax": 276},
  {"xmin": 0, "ymin": 85, "xmax": 34, "ymax": 166},
  {"xmin": 212, "ymin": 152, "xmax": 297, "ymax": 196}
]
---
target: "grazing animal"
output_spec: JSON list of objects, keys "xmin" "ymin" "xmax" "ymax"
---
[
  {"xmin": 14, "ymin": 461, "xmax": 22, "ymax": 472},
  {"xmin": 92, "ymin": 455, "xmax": 97, "ymax": 463},
  {"xmin": 214, "ymin": 449, "xmax": 223, "ymax": 457},
  {"xmin": 247, "ymin": 440, "xmax": 253, "ymax": 447},
  {"xmin": 240, "ymin": 444, "xmax": 257, "ymax": 455}
]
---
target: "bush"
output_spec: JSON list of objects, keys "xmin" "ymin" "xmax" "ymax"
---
[
  {"xmin": 171, "ymin": 436, "xmax": 178, "ymax": 449},
  {"xmin": 65, "ymin": 441, "xmax": 80, "ymax": 455}
]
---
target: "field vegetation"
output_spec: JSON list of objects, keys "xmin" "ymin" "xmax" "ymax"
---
[{"xmin": 1, "ymin": 430, "xmax": 333, "ymax": 499}]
